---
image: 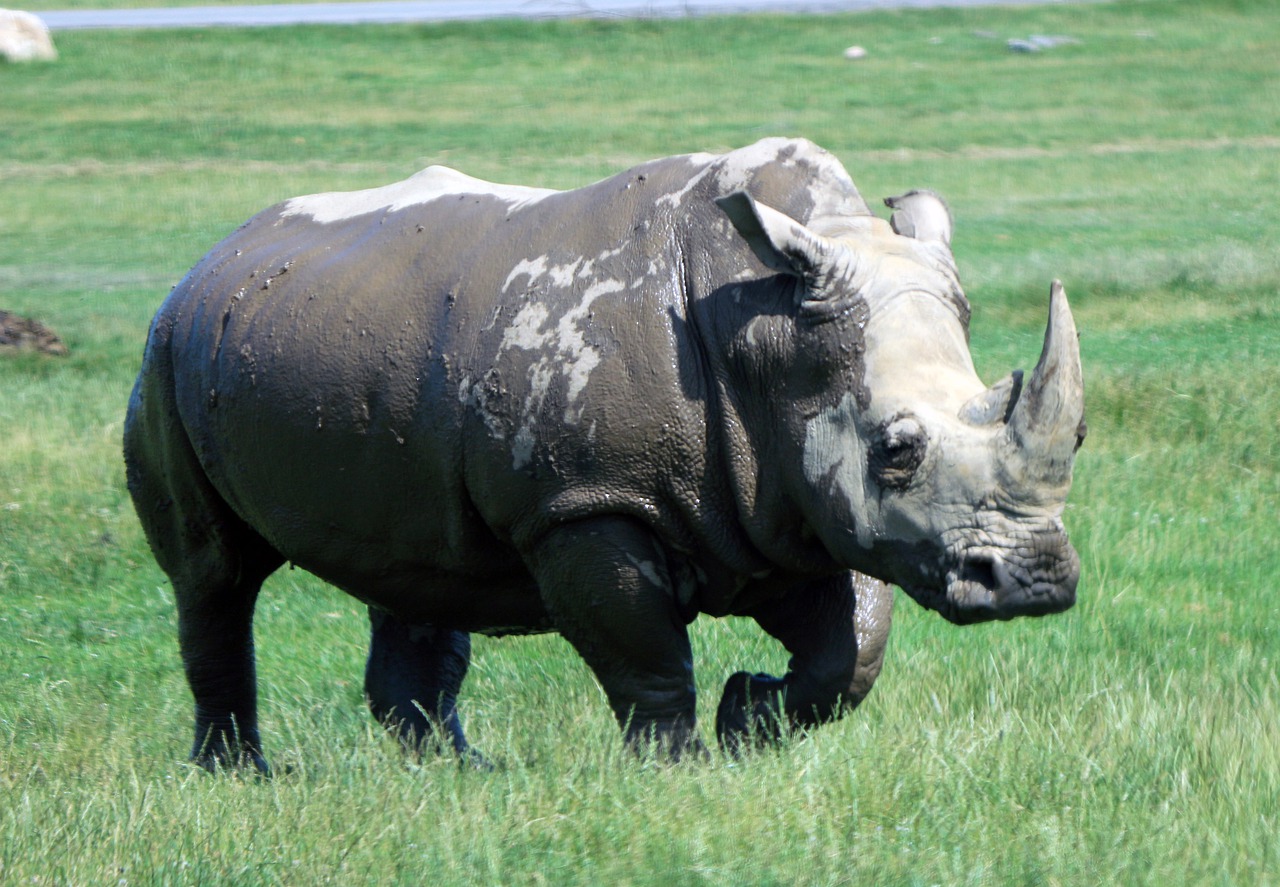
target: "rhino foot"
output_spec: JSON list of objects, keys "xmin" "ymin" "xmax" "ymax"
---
[
  {"xmin": 458, "ymin": 746, "xmax": 495, "ymax": 772},
  {"xmin": 715, "ymin": 671, "xmax": 788, "ymax": 756},
  {"xmin": 191, "ymin": 739, "xmax": 273, "ymax": 779},
  {"xmin": 624, "ymin": 717, "xmax": 708, "ymax": 763}
]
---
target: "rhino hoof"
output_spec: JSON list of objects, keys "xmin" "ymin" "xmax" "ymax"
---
[
  {"xmin": 458, "ymin": 746, "xmax": 495, "ymax": 772},
  {"xmin": 715, "ymin": 671, "xmax": 787, "ymax": 756},
  {"xmin": 192, "ymin": 748, "xmax": 274, "ymax": 779}
]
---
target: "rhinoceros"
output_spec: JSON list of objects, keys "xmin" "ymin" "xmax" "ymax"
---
[{"xmin": 124, "ymin": 137, "xmax": 1085, "ymax": 769}]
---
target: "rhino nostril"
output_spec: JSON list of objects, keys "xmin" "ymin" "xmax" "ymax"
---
[
  {"xmin": 958, "ymin": 556, "xmax": 998, "ymax": 592},
  {"xmin": 990, "ymin": 555, "xmax": 1016, "ymax": 592}
]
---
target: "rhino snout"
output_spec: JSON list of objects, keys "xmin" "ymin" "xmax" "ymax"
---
[{"xmin": 938, "ymin": 538, "xmax": 1079, "ymax": 625}]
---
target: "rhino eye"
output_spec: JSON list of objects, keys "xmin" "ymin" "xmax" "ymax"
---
[{"xmin": 871, "ymin": 415, "xmax": 928, "ymax": 490}]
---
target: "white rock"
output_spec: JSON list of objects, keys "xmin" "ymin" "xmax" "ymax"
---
[
  {"xmin": 0, "ymin": 8, "xmax": 56, "ymax": 62},
  {"xmin": 1029, "ymin": 34, "xmax": 1080, "ymax": 48},
  {"xmin": 843, "ymin": 45, "xmax": 867, "ymax": 60},
  {"xmin": 1007, "ymin": 33, "xmax": 1081, "ymax": 53}
]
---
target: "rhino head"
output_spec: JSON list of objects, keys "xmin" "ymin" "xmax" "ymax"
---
[{"xmin": 718, "ymin": 189, "xmax": 1085, "ymax": 625}]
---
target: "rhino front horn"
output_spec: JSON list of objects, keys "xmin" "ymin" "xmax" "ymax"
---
[{"xmin": 1005, "ymin": 280, "xmax": 1086, "ymax": 485}]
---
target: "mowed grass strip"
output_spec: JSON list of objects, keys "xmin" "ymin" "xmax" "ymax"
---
[{"xmin": 2, "ymin": 1, "xmax": 1278, "ymax": 884}]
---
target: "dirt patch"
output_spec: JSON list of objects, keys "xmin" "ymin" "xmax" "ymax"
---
[{"xmin": 0, "ymin": 311, "xmax": 68, "ymax": 356}]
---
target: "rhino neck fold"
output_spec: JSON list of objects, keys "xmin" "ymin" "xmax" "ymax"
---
[
  {"xmin": 689, "ymin": 295, "xmax": 848, "ymax": 578},
  {"xmin": 716, "ymin": 378, "xmax": 846, "ymax": 578}
]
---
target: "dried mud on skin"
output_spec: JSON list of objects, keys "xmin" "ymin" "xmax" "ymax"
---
[{"xmin": 0, "ymin": 311, "xmax": 68, "ymax": 356}]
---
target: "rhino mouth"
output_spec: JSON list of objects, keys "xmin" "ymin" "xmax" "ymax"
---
[{"xmin": 903, "ymin": 549, "xmax": 1078, "ymax": 626}]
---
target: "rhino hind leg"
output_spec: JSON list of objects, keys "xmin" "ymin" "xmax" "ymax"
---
[
  {"xmin": 177, "ymin": 555, "xmax": 279, "ymax": 776},
  {"xmin": 124, "ymin": 381, "xmax": 284, "ymax": 774},
  {"xmin": 717, "ymin": 572, "xmax": 894, "ymax": 754},
  {"xmin": 363, "ymin": 609, "xmax": 480, "ymax": 763},
  {"xmin": 527, "ymin": 517, "xmax": 702, "ymax": 759}
]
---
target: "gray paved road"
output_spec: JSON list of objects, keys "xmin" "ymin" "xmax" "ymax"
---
[{"xmin": 41, "ymin": 0, "xmax": 1086, "ymax": 31}]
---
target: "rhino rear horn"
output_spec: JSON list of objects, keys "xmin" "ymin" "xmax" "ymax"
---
[
  {"xmin": 1006, "ymin": 281, "xmax": 1086, "ymax": 484},
  {"xmin": 960, "ymin": 370, "xmax": 1023, "ymax": 426}
]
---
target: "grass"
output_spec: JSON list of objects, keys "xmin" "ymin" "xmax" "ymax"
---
[{"xmin": 2, "ymin": 0, "xmax": 1278, "ymax": 883}]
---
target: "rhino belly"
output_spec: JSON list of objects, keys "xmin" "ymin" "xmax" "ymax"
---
[{"xmin": 206, "ymin": 396, "xmax": 548, "ymax": 629}]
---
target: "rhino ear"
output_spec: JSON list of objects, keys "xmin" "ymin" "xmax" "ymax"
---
[
  {"xmin": 716, "ymin": 191, "xmax": 834, "ymax": 284},
  {"xmin": 884, "ymin": 190, "xmax": 953, "ymax": 246}
]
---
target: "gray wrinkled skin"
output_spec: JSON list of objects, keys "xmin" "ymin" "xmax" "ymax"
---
[{"xmin": 124, "ymin": 138, "xmax": 1084, "ymax": 767}]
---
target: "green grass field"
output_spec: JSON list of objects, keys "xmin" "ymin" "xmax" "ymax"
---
[{"xmin": 3, "ymin": 0, "xmax": 1278, "ymax": 883}]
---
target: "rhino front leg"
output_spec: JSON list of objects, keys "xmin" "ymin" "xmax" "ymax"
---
[
  {"xmin": 364, "ymin": 609, "xmax": 476, "ymax": 761},
  {"xmin": 527, "ymin": 517, "xmax": 702, "ymax": 758},
  {"xmin": 717, "ymin": 572, "xmax": 894, "ymax": 754}
]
